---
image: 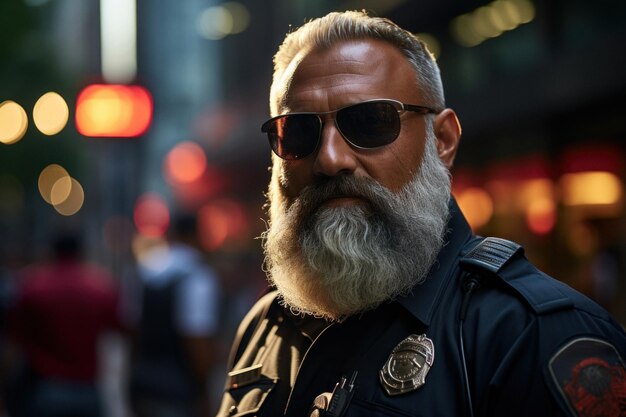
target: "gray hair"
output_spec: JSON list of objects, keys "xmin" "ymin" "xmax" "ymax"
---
[{"xmin": 270, "ymin": 10, "xmax": 445, "ymax": 116}]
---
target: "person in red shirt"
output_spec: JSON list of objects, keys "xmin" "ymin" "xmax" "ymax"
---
[{"xmin": 6, "ymin": 232, "xmax": 121, "ymax": 417}]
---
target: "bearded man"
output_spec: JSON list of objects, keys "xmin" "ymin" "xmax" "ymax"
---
[{"xmin": 216, "ymin": 11, "xmax": 626, "ymax": 417}]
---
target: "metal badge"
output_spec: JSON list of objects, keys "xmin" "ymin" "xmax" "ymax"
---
[{"xmin": 379, "ymin": 334, "xmax": 435, "ymax": 396}]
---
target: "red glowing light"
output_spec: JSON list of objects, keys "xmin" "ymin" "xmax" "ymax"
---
[
  {"xmin": 197, "ymin": 200, "xmax": 248, "ymax": 251},
  {"xmin": 75, "ymin": 84, "xmax": 153, "ymax": 137},
  {"xmin": 164, "ymin": 141, "xmax": 207, "ymax": 184},
  {"xmin": 526, "ymin": 199, "xmax": 557, "ymax": 235},
  {"xmin": 133, "ymin": 193, "xmax": 170, "ymax": 237}
]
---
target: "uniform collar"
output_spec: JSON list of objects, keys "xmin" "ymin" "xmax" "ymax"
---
[{"xmin": 396, "ymin": 197, "xmax": 475, "ymax": 327}]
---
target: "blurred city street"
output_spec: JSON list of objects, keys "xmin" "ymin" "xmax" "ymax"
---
[{"xmin": 1, "ymin": 0, "xmax": 625, "ymax": 415}]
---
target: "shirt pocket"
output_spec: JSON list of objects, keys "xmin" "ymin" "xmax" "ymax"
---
[{"xmin": 218, "ymin": 375, "xmax": 278, "ymax": 417}]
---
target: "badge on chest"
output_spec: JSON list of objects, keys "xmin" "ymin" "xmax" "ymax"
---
[{"xmin": 379, "ymin": 333, "xmax": 435, "ymax": 396}]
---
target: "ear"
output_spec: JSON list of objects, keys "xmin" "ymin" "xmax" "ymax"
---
[{"xmin": 433, "ymin": 109, "xmax": 462, "ymax": 169}]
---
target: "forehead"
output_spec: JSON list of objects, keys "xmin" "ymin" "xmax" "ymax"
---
[{"xmin": 279, "ymin": 39, "xmax": 421, "ymax": 112}]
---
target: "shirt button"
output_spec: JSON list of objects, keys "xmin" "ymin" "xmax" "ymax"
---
[{"xmin": 228, "ymin": 405, "xmax": 238, "ymax": 416}]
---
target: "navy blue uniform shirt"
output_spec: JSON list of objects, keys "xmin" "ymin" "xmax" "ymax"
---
[{"xmin": 217, "ymin": 199, "xmax": 626, "ymax": 417}]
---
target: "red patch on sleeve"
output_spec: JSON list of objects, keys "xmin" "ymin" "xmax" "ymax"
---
[{"xmin": 548, "ymin": 338, "xmax": 626, "ymax": 417}]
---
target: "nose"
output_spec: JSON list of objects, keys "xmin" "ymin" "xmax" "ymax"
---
[{"xmin": 312, "ymin": 121, "xmax": 358, "ymax": 177}]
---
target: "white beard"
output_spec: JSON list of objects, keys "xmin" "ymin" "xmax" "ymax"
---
[{"xmin": 262, "ymin": 127, "xmax": 451, "ymax": 321}]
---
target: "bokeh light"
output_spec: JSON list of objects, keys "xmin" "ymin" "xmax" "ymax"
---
[
  {"xmin": 451, "ymin": 0, "xmax": 535, "ymax": 47},
  {"xmin": 560, "ymin": 171, "xmax": 623, "ymax": 207},
  {"xmin": 492, "ymin": 0, "xmax": 523, "ymax": 31},
  {"xmin": 198, "ymin": 199, "xmax": 248, "ymax": 251},
  {"xmin": 516, "ymin": 178, "xmax": 557, "ymax": 235},
  {"xmin": 196, "ymin": 2, "xmax": 250, "ymax": 40},
  {"xmin": 223, "ymin": 1, "xmax": 250, "ymax": 34},
  {"xmin": 473, "ymin": 6, "xmax": 503, "ymax": 39},
  {"xmin": 513, "ymin": 0, "xmax": 535, "ymax": 24},
  {"xmin": 451, "ymin": 14, "xmax": 482, "ymax": 47},
  {"xmin": 75, "ymin": 84, "xmax": 153, "ymax": 137},
  {"xmin": 526, "ymin": 197, "xmax": 557, "ymax": 235},
  {"xmin": 53, "ymin": 177, "xmax": 84, "ymax": 216},
  {"xmin": 50, "ymin": 175, "xmax": 73, "ymax": 205},
  {"xmin": 133, "ymin": 193, "xmax": 170, "ymax": 237},
  {"xmin": 198, "ymin": 204, "xmax": 229, "ymax": 250},
  {"xmin": 456, "ymin": 187, "xmax": 494, "ymax": 230},
  {"xmin": 38, "ymin": 164, "xmax": 71, "ymax": 204},
  {"xmin": 516, "ymin": 179, "xmax": 555, "ymax": 211},
  {"xmin": 197, "ymin": 6, "xmax": 232, "ymax": 40},
  {"xmin": 164, "ymin": 141, "xmax": 207, "ymax": 184},
  {"xmin": 33, "ymin": 92, "xmax": 69, "ymax": 135},
  {"xmin": 0, "ymin": 100, "xmax": 28, "ymax": 145}
]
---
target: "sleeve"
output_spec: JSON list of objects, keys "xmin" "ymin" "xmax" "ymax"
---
[
  {"xmin": 465, "ymin": 249, "xmax": 626, "ymax": 417},
  {"xmin": 478, "ymin": 306, "xmax": 626, "ymax": 417}
]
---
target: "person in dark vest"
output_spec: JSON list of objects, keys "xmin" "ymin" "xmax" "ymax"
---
[
  {"xmin": 129, "ymin": 214, "xmax": 220, "ymax": 417},
  {"xmin": 214, "ymin": 10, "xmax": 626, "ymax": 417}
]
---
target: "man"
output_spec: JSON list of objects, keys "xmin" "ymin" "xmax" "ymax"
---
[
  {"xmin": 129, "ymin": 214, "xmax": 221, "ymax": 417},
  {"xmin": 216, "ymin": 11, "xmax": 626, "ymax": 417},
  {"xmin": 6, "ymin": 233, "xmax": 121, "ymax": 417}
]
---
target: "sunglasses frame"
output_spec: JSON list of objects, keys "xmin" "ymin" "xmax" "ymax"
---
[{"xmin": 261, "ymin": 99, "xmax": 438, "ymax": 160}]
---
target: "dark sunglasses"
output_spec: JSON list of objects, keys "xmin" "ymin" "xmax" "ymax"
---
[{"xmin": 261, "ymin": 99, "xmax": 437, "ymax": 160}]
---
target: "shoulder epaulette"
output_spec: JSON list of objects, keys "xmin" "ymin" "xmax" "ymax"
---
[
  {"xmin": 460, "ymin": 237, "xmax": 574, "ymax": 315},
  {"xmin": 460, "ymin": 237, "xmax": 522, "ymax": 276}
]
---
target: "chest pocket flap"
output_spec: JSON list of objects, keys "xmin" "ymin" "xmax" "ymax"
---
[{"xmin": 221, "ymin": 364, "xmax": 278, "ymax": 416}]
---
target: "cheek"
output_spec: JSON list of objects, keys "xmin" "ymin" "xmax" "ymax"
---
[
  {"xmin": 372, "ymin": 144, "xmax": 424, "ymax": 193},
  {"xmin": 375, "ymin": 167, "xmax": 415, "ymax": 193},
  {"xmin": 273, "ymin": 159, "xmax": 310, "ymax": 200}
]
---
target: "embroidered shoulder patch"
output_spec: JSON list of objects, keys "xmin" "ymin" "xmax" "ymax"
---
[{"xmin": 548, "ymin": 337, "xmax": 626, "ymax": 417}]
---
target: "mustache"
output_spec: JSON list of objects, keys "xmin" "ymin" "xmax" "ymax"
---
[{"xmin": 294, "ymin": 176, "xmax": 396, "ymax": 223}]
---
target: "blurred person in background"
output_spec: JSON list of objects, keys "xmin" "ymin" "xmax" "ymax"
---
[
  {"xmin": 128, "ymin": 213, "xmax": 221, "ymax": 417},
  {"xmin": 5, "ymin": 232, "xmax": 122, "ymax": 417},
  {"xmin": 215, "ymin": 10, "xmax": 626, "ymax": 417}
]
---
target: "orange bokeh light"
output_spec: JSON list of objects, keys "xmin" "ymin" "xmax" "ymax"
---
[
  {"xmin": 133, "ymin": 193, "xmax": 170, "ymax": 237},
  {"xmin": 455, "ymin": 186, "xmax": 494, "ymax": 230},
  {"xmin": 164, "ymin": 141, "xmax": 207, "ymax": 184},
  {"xmin": 197, "ymin": 200, "xmax": 248, "ymax": 251},
  {"xmin": 525, "ymin": 197, "xmax": 557, "ymax": 235},
  {"xmin": 75, "ymin": 84, "xmax": 152, "ymax": 137}
]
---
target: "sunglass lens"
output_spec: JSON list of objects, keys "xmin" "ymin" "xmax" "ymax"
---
[
  {"xmin": 265, "ymin": 114, "xmax": 320, "ymax": 160},
  {"xmin": 336, "ymin": 101, "xmax": 400, "ymax": 148}
]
